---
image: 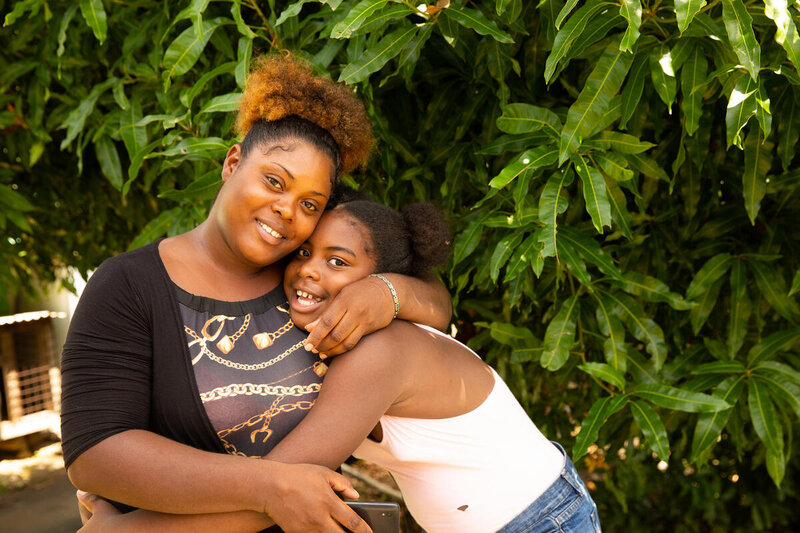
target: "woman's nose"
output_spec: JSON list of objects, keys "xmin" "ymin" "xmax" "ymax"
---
[{"xmin": 272, "ymin": 200, "xmax": 294, "ymax": 221}]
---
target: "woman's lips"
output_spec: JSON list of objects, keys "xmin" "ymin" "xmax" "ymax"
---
[{"xmin": 256, "ymin": 219, "xmax": 286, "ymax": 244}]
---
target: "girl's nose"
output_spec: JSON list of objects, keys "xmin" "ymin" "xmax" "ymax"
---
[{"xmin": 298, "ymin": 260, "xmax": 320, "ymax": 280}]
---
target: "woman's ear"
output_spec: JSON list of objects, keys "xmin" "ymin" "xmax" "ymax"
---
[{"xmin": 221, "ymin": 144, "xmax": 243, "ymax": 182}]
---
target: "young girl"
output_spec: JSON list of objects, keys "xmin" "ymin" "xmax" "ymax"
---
[{"xmin": 267, "ymin": 197, "xmax": 603, "ymax": 533}]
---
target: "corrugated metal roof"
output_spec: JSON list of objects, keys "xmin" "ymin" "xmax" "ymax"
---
[{"xmin": 0, "ymin": 311, "xmax": 67, "ymax": 326}]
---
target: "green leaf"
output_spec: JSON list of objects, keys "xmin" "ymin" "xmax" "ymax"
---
[
  {"xmin": 790, "ymin": 270, "xmax": 800, "ymax": 296},
  {"xmin": 766, "ymin": 447, "xmax": 786, "ymax": 488},
  {"xmin": 481, "ymin": 321, "xmax": 536, "ymax": 346},
  {"xmin": 154, "ymin": 137, "xmax": 231, "ymax": 160},
  {"xmin": 748, "ymin": 380, "xmax": 785, "ymax": 486},
  {"xmin": 555, "ymin": 0, "xmax": 580, "ymax": 29},
  {"xmin": 747, "ymin": 327, "xmax": 800, "ymax": 366},
  {"xmin": 163, "ymin": 17, "xmax": 227, "ymax": 79},
  {"xmin": 747, "ymin": 260, "xmax": 800, "ymax": 319},
  {"xmin": 58, "ymin": 78, "xmax": 117, "ymax": 150},
  {"xmin": 765, "ymin": 0, "xmax": 800, "ymax": 74},
  {"xmin": 275, "ymin": 0, "xmax": 315, "ymax": 26},
  {"xmin": 742, "ymin": 127, "xmax": 772, "ymax": 225},
  {"xmin": 538, "ymin": 169, "xmax": 573, "ymax": 258},
  {"xmin": 595, "ymin": 152, "xmax": 634, "ymax": 182},
  {"xmin": 443, "ymin": 6, "xmax": 513, "ymax": 44},
  {"xmin": 727, "ymin": 260, "xmax": 752, "ymax": 357},
  {"xmin": 95, "ymin": 136, "xmax": 123, "ymax": 190},
  {"xmin": 620, "ymin": 51, "xmax": 648, "ymax": 129},
  {"xmin": 571, "ymin": 153, "xmax": 611, "ymax": 233},
  {"xmin": 496, "ymin": 103, "xmax": 561, "ymax": 137},
  {"xmin": 589, "ymin": 131, "xmax": 655, "ymax": 154},
  {"xmin": 331, "ymin": 0, "xmax": 389, "ymax": 38},
  {"xmin": 676, "ymin": 0, "xmax": 707, "ymax": 34},
  {"xmin": 489, "ymin": 232, "xmax": 525, "ymax": 282},
  {"xmin": 603, "ymin": 291, "xmax": 668, "ymax": 369},
  {"xmin": 545, "ymin": 0, "xmax": 617, "ymax": 83},
  {"xmin": 182, "ymin": 61, "xmax": 237, "ymax": 109},
  {"xmin": 541, "ymin": 295, "xmax": 580, "ymax": 371},
  {"xmin": 505, "ymin": 234, "xmax": 543, "ymax": 282},
  {"xmin": 452, "ymin": 215, "xmax": 488, "ymax": 265},
  {"xmin": 559, "ymin": 227, "xmax": 623, "ymax": 280},
  {"xmin": 611, "ymin": 272, "xmax": 694, "ymax": 310},
  {"xmin": 158, "ymin": 169, "xmax": 221, "ymax": 202},
  {"xmin": 339, "ymin": 23, "xmax": 418, "ymax": 83},
  {"xmin": 691, "ymin": 361, "xmax": 746, "ymax": 375},
  {"xmin": 197, "ymin": 93, "xmax": 242, "ymax": 114},
  {"xmin": 686, "ymin": 253, "xmax": 734, "ymax": 300},
  {"xmin": 489, "ymin": 146, "xmax": 558, "ymax": 189},
  {"xmin": 752, "ymin": 366, "xmax": 800, "ymax": 417},
  {"xmin": 618, "ymin": 0, "xmax": 641, "ymax": 52},
  {"xmin": 573, "ymin": 395, "xmax": 629, "ymax": 459},
  {"xmin": 595, "ymin": 293, "xmax": 627, "ymax": 372},
  {"xmin": 691, "ymin": 375, "xmax": 745, "ymax": 461},
  {"xmin": 0, "ymin": 185, "xmax": 35, "ymax": 211},
  {"xmin": 721, "ymin": 0, "xmax": 761, "ymax": 81},
  {"xmin": 235, "ymin": 37, "xmax": 253, "ymax": 89},
  {"xmin": 558, "ymin": 239, "xmax": 592, "ymax": 287},
  {"xmin": 4, "ymin": 0, "xmax": 44, "ymax": 27},
  {"xmin": 56, "ymin": 4, "xmax": 79, "ymax": 57},
  {"xmin": 631, "ymin": 400, "xmax": 669, "ymax": 461},
  {"xmin": 680, "ymin": 44, "xmax": 708, "ymax": 136},
  {"xmin": 560, "ymin": 36, "xmax": 633, "ymax": 162},
  {"xmin": 626, "ymin": 153, "xmax": 670, "ymax": 182},
  {"xmin": 776, "ymin": 86, "xmax": 800, "ymax": 171},
  {"xmin": 79, "ymin": 0, "xmax": 107, "ymax": 44},
  {"xmin": 725, "ymin": 74, "xmax": 758, "ymax": 149},
  {"xmin": 231, "ymin": 0, "xmax": 256, "ymax": 39},
  {"xmin": 128, "ymin": 208, "xmax": 182, "ymax": 250},
  {"xmin": 649, "ymin": 44, "xmax": 677, "ymax": 110},
  {"xmin": 633, "ymin": 383, "xmax": 730, "ymax": 412},
  {"xmin": 118, "ymin": 99, "xmax": 146, "ymax": 164},
  {"xmin": 579, "ymin": 362, "xmax": 626, "ymax": 389}
]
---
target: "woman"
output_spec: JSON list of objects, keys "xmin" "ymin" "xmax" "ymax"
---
[
  {"xmin": 61, "ymin": 56, "xmax": 451, "ymax": 533},
  {"xmin": 78, "ymin": 197, "xmax": 602, "ymax": 532}
]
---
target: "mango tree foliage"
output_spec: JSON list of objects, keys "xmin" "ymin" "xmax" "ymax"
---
[{"xmin": 2, "ymin": 0, "xmax": 799, "ymax": 529}]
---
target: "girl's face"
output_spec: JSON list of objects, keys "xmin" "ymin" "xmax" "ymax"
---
[
  {"xmin": 213, "ymin": 139, "xmax": 335, "ymax": 269},
  {"xmin": 283, "ymin": 210, "xmax": 377, "ymax": 330}
]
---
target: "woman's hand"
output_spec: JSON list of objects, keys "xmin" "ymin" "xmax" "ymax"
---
[
  {"xmin": 305, "ymin": 276, "xmax": 393, "ymax": 356},
  {"xmin": 261, "ymin": 461, "xmax": 371, "ymax": 533}
]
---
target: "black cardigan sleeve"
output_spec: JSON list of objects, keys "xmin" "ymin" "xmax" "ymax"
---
[{"xmin": 60, "ymin": 252, "xmax": 154, "ymax": 469}]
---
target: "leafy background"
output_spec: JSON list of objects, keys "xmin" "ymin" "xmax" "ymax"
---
[{"xmin": 3, "ymin": 0, "xmax": 800, "ymax": 530}]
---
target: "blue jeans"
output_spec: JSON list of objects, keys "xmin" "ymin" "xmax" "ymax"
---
[{"xmin": 496, "ymin": 443, "xmax": 601, "ymax": 533}]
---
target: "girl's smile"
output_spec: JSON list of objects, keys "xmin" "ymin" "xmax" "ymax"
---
[{"xmin": 284, "ymin": 210, "xmax": 376, "ymax": 330}]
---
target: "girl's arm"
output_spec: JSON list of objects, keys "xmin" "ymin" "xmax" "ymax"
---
[{"xmin": 305, "ymin": 274, "xmax": 451, "ymax": 356}]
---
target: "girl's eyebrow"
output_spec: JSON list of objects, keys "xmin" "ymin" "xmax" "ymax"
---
[{"xmin": 325, "ymin": 245, "xmax": 356, "ymax": 257}]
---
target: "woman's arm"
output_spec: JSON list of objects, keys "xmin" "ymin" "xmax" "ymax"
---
[{"xmin": 305, "ymin": 274, "xmax": 451, "ymax": 356}]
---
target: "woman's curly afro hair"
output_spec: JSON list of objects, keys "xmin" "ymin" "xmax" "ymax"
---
[{"xmin": 237, "ymin": 54, "xmax": 374, "ymax": 176}]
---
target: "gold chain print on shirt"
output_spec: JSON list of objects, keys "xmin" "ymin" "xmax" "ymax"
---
[{"xmin": 185, "ymin": 314, "xmax": 302, "ymax": 370}]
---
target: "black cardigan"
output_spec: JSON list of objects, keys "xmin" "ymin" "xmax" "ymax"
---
[{"xmin": 60, "ymin": 240, "xmax": 227, "ymax": 467}]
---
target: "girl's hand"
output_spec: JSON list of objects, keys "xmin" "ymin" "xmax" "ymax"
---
[
  {"xmin": 77, "ymin": 491, "xmax": 122, "ymax": 531},
  {"xmin": 304, "ymin": 276, "xmax": 393, "ymax": 356}
]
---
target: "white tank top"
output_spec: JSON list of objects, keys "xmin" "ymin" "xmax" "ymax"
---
[{"xmin": 352, "ymin": 325, "xmax": 564, "ymax": 533}]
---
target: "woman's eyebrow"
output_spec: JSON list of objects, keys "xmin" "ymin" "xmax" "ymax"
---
[{"xmin": 273, "ymin": 163, "xmax": 328, "ymax": 199}]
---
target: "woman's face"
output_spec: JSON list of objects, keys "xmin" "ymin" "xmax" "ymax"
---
[
  {"xmin": 214, "ymin": 139, "xmax": 335, "ymax": 269},
  {"xmin": 283, "ymin": 210, "xmax": 377, "ymax": 330}
]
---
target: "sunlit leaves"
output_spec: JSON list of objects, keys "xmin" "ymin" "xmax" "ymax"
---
[
  {"xmin": 573, "ymin": 395, "xmax": 629, "ymax": 459},
  {"xmin": 538, "ymin": 169, "xmax": 573, "ymax": 258},
  {"xmin": 742, "ymin": 128, "xmax": 773, "ymax": 224},
  {"xmin": 633, "ymin": 383, "xmax": 730, "ymax": 412},
  {"xmin": 163, "ymin": 17, "xmax": 228, "ymax": 80},
  {"xmin": 631, "ymin": 400, "xmax": 669, "ymax": 460},
  {"xmin": 443, "ymin": 6, "xmax": 513, "ymax": 44},
  {"xmin": 748, "ymin": 380, "xmax": 785, "ymax": 486},
  {"xmin": 675, "ymin": 0, "xmax": 707, "ymax": 35},
  {"xmin": 79, "ymin": 0, "xmax": 107, "ymax": 44},
  {"xmin": 541, "ymin": 295, "xmax": 580, "ymax": 371},
  {"xmin": 339, "ymin": 23, "xmax": 417, "ymax": 83},
  {"xmin": 721, "ymin": 0, "xmax": 760, "ymax": 81},
  {"xmin": 618, "ymin": 0, "xmax": 641, "ymax": 52}
]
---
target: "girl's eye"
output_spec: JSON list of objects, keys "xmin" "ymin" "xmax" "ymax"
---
[
  {"xmin": 265, "ymin": 176, "xmax": 283, "ymax": 190},
  {"xmin": 328, "ymin": 258, "xmax": 347, "ymax": 267},
  {"xmin": 297, "ymin": 248, "xmax": 311, "ymax": 258}
]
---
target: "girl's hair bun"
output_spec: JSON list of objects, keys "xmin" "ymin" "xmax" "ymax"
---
[{"xmin": 400, "ymin": 203, "xmax": 451, "ymax": 278}]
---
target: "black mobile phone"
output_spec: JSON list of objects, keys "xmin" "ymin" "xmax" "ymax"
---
[{"xmin": 345, "ymin": 501, "xmax": 401, "ymax": 533}]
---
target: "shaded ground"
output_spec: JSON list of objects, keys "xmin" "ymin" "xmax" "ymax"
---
[
  {"xmin": 0, "ymin": 439, "xmax": 82, "ymax": 532},
  {"xmin": 0, "ymin": 435, "xmax": 417, "ymax": 532}
]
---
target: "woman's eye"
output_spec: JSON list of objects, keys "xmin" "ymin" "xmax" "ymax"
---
[
  {"xmin": 302, "ymin": 200, "xmax": 318, "ymax": 212},
  {"xmin": 265, "ymin": 176, "xmax": 283, "ymax": 190}
]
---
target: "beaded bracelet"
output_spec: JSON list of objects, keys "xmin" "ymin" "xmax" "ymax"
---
[{"xmin": 369, "ymin": 274, "xmax": 399, "ymax": 319}]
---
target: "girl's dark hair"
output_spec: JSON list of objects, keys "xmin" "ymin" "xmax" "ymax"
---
[
  {"xmin": 334, "ymin": 199, "xmax": 451, "ymax": 278},
  {"xmin": 241, "ymin": 116, "xmax": 341, "ymax": 178}
]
